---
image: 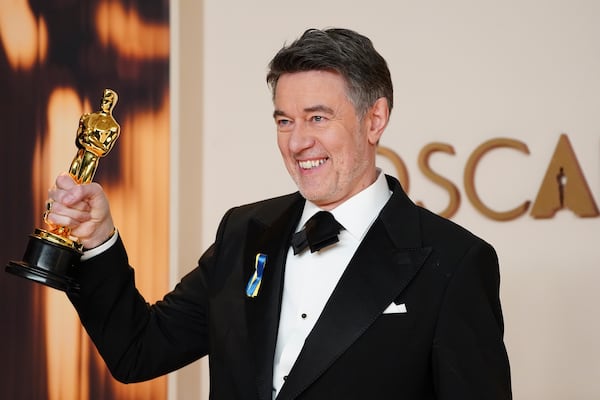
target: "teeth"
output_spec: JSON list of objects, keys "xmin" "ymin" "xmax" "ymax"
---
[{"xmin": 298, "ymin": 159, "xmax": 326, "ymax": 170}]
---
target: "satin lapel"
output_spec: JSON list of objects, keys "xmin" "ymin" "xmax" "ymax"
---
[
  {"xmin": 277, "ymin": 176, "xmax": 432, "ymax": 400},
  {"xmin": 244, "ymin": 194, "xmax": 304, "ymax": 400}
]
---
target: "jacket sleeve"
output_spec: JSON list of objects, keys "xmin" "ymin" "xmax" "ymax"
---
[
  {"xmin": 432, "ymin": 240, "xmax": 512, "ymax": 399},
  {"xmin": 66, "ymin": 234, "xmax": 215, "ymax": 383}
]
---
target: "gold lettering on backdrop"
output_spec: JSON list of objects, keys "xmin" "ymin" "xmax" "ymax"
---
[
  {"xmin": 377, "ymin": 135, "xmax": 598, "ymax": 220},
  {"xmin": 417, "ymin": 143, "xmax": 461, "ymax": 219},
  {"xmin": 530, "ymin": 134, "xmax": 600, "ymax": 218},
  {"xmin": 377, "ymin": 145, "xmax": 409, "ymax": 191},
  {"xmin": 464, "ymin": 138, "xmax": 531, "ymax": 221}
]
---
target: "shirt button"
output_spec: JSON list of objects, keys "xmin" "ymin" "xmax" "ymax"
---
[
  {"xmin": 301, "ymin": 313, "xmax": 307, "ymax": 319},
  {"xmin": 283, "ymin": 375, "xmax": 288, "ymax": 381}
]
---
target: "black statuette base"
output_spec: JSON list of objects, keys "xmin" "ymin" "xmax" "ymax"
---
[{"xmin": 6, "ymin": 234, "xmax": 81, "ymax": 292}]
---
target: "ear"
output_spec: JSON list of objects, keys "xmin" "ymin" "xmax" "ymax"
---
[{"xmin": 365, "ymin": 97, "xmax": 390, "ymax": 145}]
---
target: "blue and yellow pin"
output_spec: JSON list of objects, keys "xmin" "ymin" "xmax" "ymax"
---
[{"xmin": 246, "ymin": 253, "xmax": 267, "ymax": 298}]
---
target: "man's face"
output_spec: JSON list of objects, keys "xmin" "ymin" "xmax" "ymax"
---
[{"xmin": 274, "ymin": 70, "xmax": 380, "ymax": 210}]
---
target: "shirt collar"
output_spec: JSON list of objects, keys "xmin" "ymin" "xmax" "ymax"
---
[{"xmin": 298, "ymin": 169, "xmax": 392, "ymax": 241}]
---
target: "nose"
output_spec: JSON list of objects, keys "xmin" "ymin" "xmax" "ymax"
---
[{"xmin": 287, "ymin": 121, "xmax": 315, "ymax": 154}]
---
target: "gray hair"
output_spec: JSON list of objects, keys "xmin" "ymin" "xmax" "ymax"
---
[{"xmin": 266, "ymin": 28, "xmax": 393, "ymax": 118}]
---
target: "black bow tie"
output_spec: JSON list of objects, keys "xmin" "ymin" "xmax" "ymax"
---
[{"xmin": 291, "ymin": 211, "xmax": 344, "ymax": 255}]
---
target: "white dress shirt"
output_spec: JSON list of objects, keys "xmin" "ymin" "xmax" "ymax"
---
[
  {"xmin": 80, "ymin": 229, "xmax": 119, "ymax": 261},
  {"xmin": 272, "ymin": 171, "xmax": 392, "ymax": 397}
]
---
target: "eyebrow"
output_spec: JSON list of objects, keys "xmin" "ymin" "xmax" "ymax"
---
[{"xmin": 272, "ymin": 104, "xmax": 335, "ymax": 119}]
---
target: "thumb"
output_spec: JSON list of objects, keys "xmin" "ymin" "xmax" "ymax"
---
[{"xmin": 55, "ymin": 173, "xmax": 79, "ymax": 204}]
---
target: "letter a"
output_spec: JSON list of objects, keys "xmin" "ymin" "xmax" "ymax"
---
[{"xmin": 531, "ymin": 134, "xmax": 599, "ymax": 218}]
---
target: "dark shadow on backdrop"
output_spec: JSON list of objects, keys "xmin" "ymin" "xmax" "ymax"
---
[{"xmin": 0, "ymin": 0, "xmax": 168, "ymax": 398}]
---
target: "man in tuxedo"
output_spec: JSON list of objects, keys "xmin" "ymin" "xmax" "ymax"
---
[{"xmin": 47, "ymin": 28, "xmax": 512, "ymax": 399}]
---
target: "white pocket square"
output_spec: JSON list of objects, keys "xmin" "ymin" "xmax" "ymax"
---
[{"xmin": 383, "ymin": 302, "xmax": 407, "ymax": 314}]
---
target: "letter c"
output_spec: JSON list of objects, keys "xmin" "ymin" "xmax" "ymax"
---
[{"xmin": 464, "ymin": 138, "xmax": 530, "ymax": 221}]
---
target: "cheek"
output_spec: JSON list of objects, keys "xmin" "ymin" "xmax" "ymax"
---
[
  {"xmin": 277, "ymin": 137, "xmax": 298, "ymax": 174},
  {"xmin": 277, "ymin": 135, "xmax": 289, "ymax": 156},
  {"xmin": 339, "ymin": 138, "xmax": 364, "ymax": 163}
]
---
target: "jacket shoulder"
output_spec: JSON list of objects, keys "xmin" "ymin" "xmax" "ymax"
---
[
  {"xmin": 213, "ymin": 192, "xmax": 303, "ymax": 240},
  {"xmin": 234, "ymin": 191, "xmax": 301, "ymax": 212},
  {"xmin": 416, "ymin": 205, "xmax": 497, "ymax": 264}
]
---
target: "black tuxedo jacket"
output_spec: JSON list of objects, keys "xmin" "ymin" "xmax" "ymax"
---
[{"xmin": 68, "ymin": 175, "xmax": 511, "ymax": 399}]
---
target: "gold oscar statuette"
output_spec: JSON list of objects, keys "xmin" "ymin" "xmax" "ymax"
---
[{"xmin": 6, "ymin": 89, "xmax": 121, "ymax": 292}]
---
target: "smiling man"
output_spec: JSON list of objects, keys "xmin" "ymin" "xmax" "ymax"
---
[
  {"xmin": 46, "ymin": 28, "xmax": 512, "ymax": 399},
  {"xmin": 273, "ymin": 70, "xmax": 387, "ymax": 210}
]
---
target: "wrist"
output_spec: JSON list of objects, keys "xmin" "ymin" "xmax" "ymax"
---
[{"xmin": 83, "ymin": 226, "xmax": 116, "ymax": 251}]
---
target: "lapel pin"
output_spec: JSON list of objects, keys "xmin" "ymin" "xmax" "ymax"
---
[{"xmin": 246, "ymin": 253, "xmax": 267, "ymax": 298}]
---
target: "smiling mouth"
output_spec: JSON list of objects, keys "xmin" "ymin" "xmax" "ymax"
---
[{"xmin": 298, "ymin": 158, "xmax": 327, "ymax": 170}]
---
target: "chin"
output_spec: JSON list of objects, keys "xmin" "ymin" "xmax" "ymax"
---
[
  {"xmin": 296, "ymin": 179, "xmax": 333, "ymax": 203},
  {"xmin": 298, "ymin": 188, "xmax": 321, "ymax": 202},
  {"xmin": 299, "ymin": 189, "xmax": 332, "ymax": 205}
]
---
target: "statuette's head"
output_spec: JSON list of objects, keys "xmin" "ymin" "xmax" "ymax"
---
[{"xmin": 101, "ymin": 89, "xmax": 118, "ymax": 113}]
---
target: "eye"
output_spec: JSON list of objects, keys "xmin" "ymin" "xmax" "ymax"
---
[
  {"xmin": 311, "ymin": 115, "xmax": 325, "ymax": 123},
  {"xmin": 275, "ymin": 117, "xmax": 293, "ymax": 130}
]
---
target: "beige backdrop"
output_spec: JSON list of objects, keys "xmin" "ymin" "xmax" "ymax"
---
[{"xmin": 172, "ymin": 1, "xmax": 600, "ymax": 399}]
